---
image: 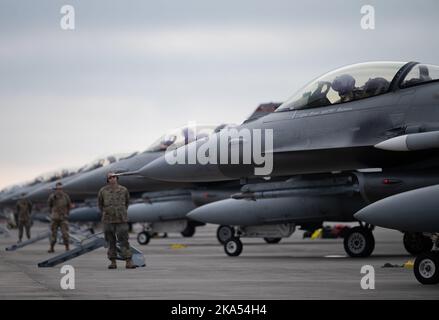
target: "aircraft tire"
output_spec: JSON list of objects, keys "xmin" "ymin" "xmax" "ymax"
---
[
  {"xmin": 403, "ymin": 232, "xmax": 433, "ymax": 255},
  {"xmin": 224, "ymin": 238, "xmax": 243, "ymax": 257},
  {"xmin": 264, "ymin": 237, "xmax": 282, "ymax": 244},
  {"xmin": 217, "ymin": 225, "xmax": 235, "ymax": 244},
  {"xmin": 343, "ymin": 226, "xmax": 375, "ymax": 258},
  {"xmin": 181, "ymin": 223, "xmax": 196, "ymax": 237},
  {"xmin": 414, "ymin": 252, "xmax": 439, "ymax": 285},
  {"xmin": 137, "ymin": 231, "xmax": 151, "ymax": 245}
]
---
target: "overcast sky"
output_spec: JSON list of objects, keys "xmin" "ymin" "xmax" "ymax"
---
[{"xmin": 1, "ymin": 0, "xmax": 438, "ymax": 189}]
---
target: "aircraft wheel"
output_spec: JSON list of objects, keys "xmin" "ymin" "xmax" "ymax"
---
[
  {"xmin": 224, "ymin": 238, "xmax": 243, "ymax": 257},
  {"xmin": 414, "ymin": 252, "xmax": 439, "ymax": 285},
  {"xmin": 264, "ymin": 237, "xmax": 282, "ymax": 244},
  {"xmin": 217, "ymin": 225, "xmax": 235, "ymax": 244},
  {"xmin": 181, "ymin": 223, "xmax": 196, "ymax": 237},
  {"xmin": 403, "ymin": 232, "xmax": 433, "ymax": 255},
  {"xmin": 137, "ymin": 231, "xmax": 151, "ymax": 245},
  {"xmin": 343, "ymin": 227, "xmax": 375, "ymax": 258}
]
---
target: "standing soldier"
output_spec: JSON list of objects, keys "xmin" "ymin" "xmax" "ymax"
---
[
  {"xmin": 47, "ymin": 182, "xmax": 71, "ymax": 253},
  {"xmin": 16, "ymin": 193, "xmax": 33, "ymax": 243},
  {"xmin": 98, "ymin": 172, "xmax": 136, "ymax": 269}
]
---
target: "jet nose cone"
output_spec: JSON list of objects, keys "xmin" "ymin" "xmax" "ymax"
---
[
  {"xmin": 27, "ymin": 187, "xmax": 52, "ymax": 202},
  {"xmin": 187, "ymin": 199, "xmax": 256, "ymax": 225},
  {"xmin": 69, "ymin": 207, "xmax": 101, "ymax": 222},
  {"xmin": 137, "ymin": 144, "xmax": 228, "ymax": 182},
  {"xmin": 187, "ymin": 203, "xmax": 224, "ymax": 224},
  {"xmin": 355, "ymin": 185, "xmax": 439, "ymax": 232},
  {"xmin": 353, "ymin": 206, "xmax": 382, "ymax": 226},
  {"xmin": 63, "ymin": 172, "xmax": 106, "ymax": 195}
]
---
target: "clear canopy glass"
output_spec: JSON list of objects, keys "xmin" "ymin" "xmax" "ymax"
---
[
  {"xmin": 77, "ymin": 152, "xmax": 136, "ymax": 173},
  {"xmin": 401, "ymin": 64, "xmax": 439, "ymax": 88},
  {"xmin": 144, "ymin": 125, "xmax": 218, "ymax": 152},
  {"xmin": 277, "ymin": 61, "xmax": 407, "ymax": 111}
]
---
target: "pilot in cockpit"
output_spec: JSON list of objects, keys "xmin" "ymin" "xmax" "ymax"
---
[
  {"xmin": 159, "ymin": 135, "xmax": 177, "ymax": 150},
  {"xmin": 331, "ymin": 74, "xmax": 356, "ymax": 103}
]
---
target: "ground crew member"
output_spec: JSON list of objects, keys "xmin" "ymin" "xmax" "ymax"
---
[
  {"xmin": 98, "ymin": 172, "xmax": 136, "ymax": 269},
  {"xmin": 16, "ymin": 193, "xmax": 32, "ymax": 243},
  {"xmin": 47, "ymin": 182, "xmax": 71, "ymax": 253}
]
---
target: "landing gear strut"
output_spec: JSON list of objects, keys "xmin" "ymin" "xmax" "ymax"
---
[{"xmin": 343, "ymin": 224, "xmax": 375, "ymax": 257}]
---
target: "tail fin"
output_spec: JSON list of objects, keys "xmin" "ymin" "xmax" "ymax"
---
[{"xmin": 242, "ymin": 102, "xmax": 282, "ymax": 124}]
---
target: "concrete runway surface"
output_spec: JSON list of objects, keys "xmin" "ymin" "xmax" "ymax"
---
[{"xmin": 0, "ymin": 222, "xmax": 438, "ymax": 300}]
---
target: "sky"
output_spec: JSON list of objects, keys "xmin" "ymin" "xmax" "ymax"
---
[{"xmin": 0, "ymin": 0, "xmax": 438, "ymax": 189}]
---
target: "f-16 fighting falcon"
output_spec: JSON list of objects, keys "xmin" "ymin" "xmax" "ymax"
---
[{"xmin": 132, "ymin": 61, "xmax": 439, "ymax": 259}]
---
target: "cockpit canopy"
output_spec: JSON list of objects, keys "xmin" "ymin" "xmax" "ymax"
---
[
  {"xmin": 144, "ymin": 125, "xmax": 219, "ymax": 152},
  {"xmin": 400, "ymin": 63, "xmax": 439, "ymax": 88},
  {"xmin": 278, "ymin": 61, "xmax": 411, "ymax": 111},
  {"xmin": 77, "ymin": 152, "xmax": 137, "ymax": 173},
  {"xmin": 35, "ymin": 169, "xmax": 73, "ymax": 184}
]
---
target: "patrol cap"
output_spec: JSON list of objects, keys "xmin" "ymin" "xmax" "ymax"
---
[
  {"xmin": 52, "ymin": 182, "xmax": 63, "ymax": 190},
  {"xmin": 107, "ymin": 172, "xmax": 118, "ymax": 182}
]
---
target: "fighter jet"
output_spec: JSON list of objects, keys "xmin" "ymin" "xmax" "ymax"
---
[
  {"xmin": 355, "ymin": 185, "xmax": 439, "ymax": 285},
  {"xmin": 187, "ymin": 170, "xmax": 439, "ymax": 257},
  {"xmin": 134, "ymin": 61, "xmax": 439, "ymax": 257},
  {"xmin": 59, "ymin": 124, "xmax": 232, "ymax": 243},
  {"xmin": 137, "ymin": 61, "xmax": 439, "ymax": 182},
  {"xmin": 25, "ymin": 153, "xmax": 137, "ymax": 203},
  {"xmin": 63, "ymin": 107, "xmax": 282, "ymax": 244}
]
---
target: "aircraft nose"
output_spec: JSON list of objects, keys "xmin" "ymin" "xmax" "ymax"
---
[
  {"xmin": 187, "ymin": 203, "xmax": 226, "ymax": 224},
  {"xmin": 69, "ymin": 207, "xmax": 101, "ymax": 222},
  {"xmin": 354, "ymin": 185, "xmax": 439, "ymax": 233},
  {"xmin": 63, "ymin": 172, "xmax": 105, "ymax": 195},
  {"xmin": 136, "ymin": 144, "xmax": 228, "ymax": 182},
  {"xmin": 187, "ymin": 199, "xmax": 257, "ymax": 225},
  {"xmin": 353, "ymin": 206, "xmax": 383, "ymax": 226},
  {"xmin": 27, "ymin": 187, "xmax": 52, "ymax": 202}
]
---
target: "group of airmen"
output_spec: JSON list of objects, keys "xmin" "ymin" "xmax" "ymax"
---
[{"xmin": 14, "ymin": 172, "xmax": 136, "ymax": 269}]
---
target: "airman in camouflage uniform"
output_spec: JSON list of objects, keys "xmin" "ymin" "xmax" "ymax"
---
[
  {"xmin": 98, "ymin": 172, "xmax": 135, "ymax": 269},
  {"xmin": 47, "ymin": 182, "xmax": 71, "ymax": 253},
  {"xmin": 15, "ymin": 194, "xmax": 32, "ymax": 242}
]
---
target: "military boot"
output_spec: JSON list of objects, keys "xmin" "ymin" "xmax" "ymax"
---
[
  {"xmin": 125, "ymin": 259, "xmax": 136, "ymax": 269},
  {"xmin": 48, "ymin": 244, "xmax": 55, "ymax": 253},
  {"xmin": 108, "ymin": 259, "xmax": 117, "ymax": 269}
]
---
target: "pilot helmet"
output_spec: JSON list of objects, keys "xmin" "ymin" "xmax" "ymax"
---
[{"xmin": 332, "ymin": 74, "xmax": 356, "ymax": 95}]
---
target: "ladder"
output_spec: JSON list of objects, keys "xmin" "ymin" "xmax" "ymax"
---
[
  {"xmin": 38, "ymin": 234, "xmax": 146, "ymax": 268},
  {"xmin": 5, "ymin": 224, "xmax": 94, "ymax": 251},
  {"xmin": 5, "ymin": 231, "xmax": 51, "ymax": 251}
]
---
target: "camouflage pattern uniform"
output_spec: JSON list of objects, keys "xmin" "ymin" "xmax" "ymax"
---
[
  {"xmin": 48, "ymin": 190, "xmax": 71, "ymax": 246},
  {"xmin": 16, "ymin": 198, "xmax": 32, "ymax": 241},
  {"xmin": 98, "ymin": 184, "xmax": 132, "ymax": 261}
]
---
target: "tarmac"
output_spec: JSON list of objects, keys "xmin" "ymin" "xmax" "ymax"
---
[{"xmin": 0, "ymin": 222, "xmax": 438, "ymax": 300}]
